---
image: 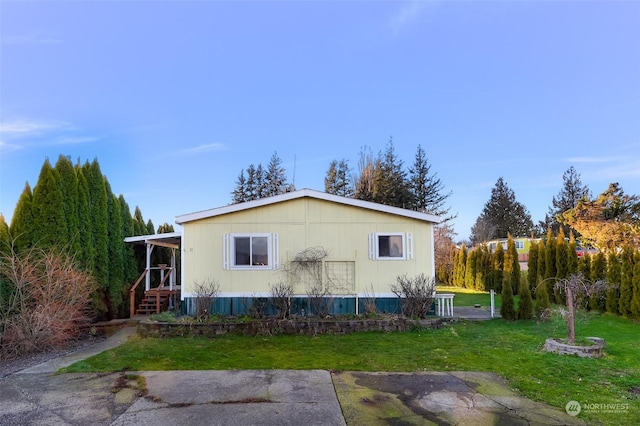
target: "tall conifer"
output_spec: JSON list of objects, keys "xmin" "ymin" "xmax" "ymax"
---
[
  {"xmin": 500, "ymin": 273, "xmax": 517, "ymax": 320},
  {"xmin": 605, "ymin": 252, "xmax": 621, "ymax": 314},
  {"xmin": 9, "ymin": 183, "xmax": 35, "ymax": 252},
  {"xmin": 32, "ymin": 158, "xmax": 67, "ymax": 248},
  {"xmin": 55, "ymin": 155, "xmax": 80, "ymax": 255},
  {"xmin": 630, "ymin": 251, "xmax": 640, "ymax": 319},
  {"xmin": 527, "ymin": 239, "xmax": 538, "ymax": 291},
  {"xmin": 589, "ymin": 251, "xmax": 607, "ymax": 311},
  {"xmin": 619, "ymin": 245, "xmax": 634, "ymax": 317},
  {"xmin": 106, "ymin": 181, "xmax": 124, "ymax": 318},
  {"xmin": 504, "ymin": 235, "xmax": 520, "ymax": 295}
]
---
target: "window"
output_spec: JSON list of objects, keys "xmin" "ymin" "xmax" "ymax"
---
[
  {"xmin": 224, "ymin": 233, "xmax": 278, "ymax": 270},
  {"xmin": 368, "ymin": 232, "xmax": 413, "ymax": 260}
]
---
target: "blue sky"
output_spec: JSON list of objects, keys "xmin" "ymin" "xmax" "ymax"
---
[{"xmin": 1, "ymin": 1, "xmax": 639, "ymax": 241}]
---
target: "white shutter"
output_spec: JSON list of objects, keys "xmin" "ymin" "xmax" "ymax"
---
[
  {"xmin": 272, "ymin": 233, "xmax": 279, "ymax": 269},
  {"xmin": 223, "ymin": 234, "xmax": 229, "ymax": 270},
  {"xmin": 368, "ymin": 233, "xmax": 375, "ymax": 260},
  {"xmin": 407, "ymin": 233, "xmax": 414, "ymax": 260}
]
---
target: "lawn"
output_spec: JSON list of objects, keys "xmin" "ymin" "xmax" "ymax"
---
[
  {"xmin": 61, "ymin": 311, "xmax": 639, "ymax": 425},
  {"xmin": 437, "ymin": 285, "xmax": 506, "ymax": 308}
]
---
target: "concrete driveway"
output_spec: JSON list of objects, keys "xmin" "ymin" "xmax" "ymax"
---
[{"xmin": 0, "ymin": 325, "xmax": 584, "ymax": 425}]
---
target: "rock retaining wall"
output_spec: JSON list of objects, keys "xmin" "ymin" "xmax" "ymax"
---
[
  {"xmin": 138, "ymin": 317, "xmax": 450, "ymax": 338},
  {"xmin": 543, "ymin": 337, "xmax": 606, "ymax": 358}
]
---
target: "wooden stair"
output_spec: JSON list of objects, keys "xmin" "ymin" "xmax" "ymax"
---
[{"xmin": 135, "ymin": 289, "xmax": 177, "ymax": 315}]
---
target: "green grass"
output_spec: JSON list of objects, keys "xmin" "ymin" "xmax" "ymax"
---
[
  {"xmin": 437, "ymin": 285, "xmax": 504, "ymax": 307},
  {"xmin": 61, "ymin": 312, "xmax": 639, "ymax": 425}
]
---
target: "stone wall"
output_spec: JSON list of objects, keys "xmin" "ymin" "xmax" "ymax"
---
[{"xmin": 137, "ymin": 317, "xmax": 450, "ymax": 338}]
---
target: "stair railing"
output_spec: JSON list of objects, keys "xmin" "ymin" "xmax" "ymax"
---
[{"xmin": 129, "ymin": 270, "xmax": 149, "ymax": 318}]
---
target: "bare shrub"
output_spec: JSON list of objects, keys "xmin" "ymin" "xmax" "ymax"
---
[
  {"xmin": 193, "ymin": 278, "xmax": 219, "ymax": 319},
  {"xmin": 269, "ymin": 282, "xmax": 293, "ymax": 319},
  {"xmin": 361, "ymin": 284, "xmax": 378, "ymax": 316},
  {"xmin": 0, "ymin": 246, "xmax": 95, "ymax": 359},
  {"xmin": 306, "ymin": 280, "xmax": 333, "ymax": 318},
  {"xmin": 241, "ymin": 294, "xmax": 268, "ymax": 319},
  {"xmin": 391, "ymin": 273, "xmax": 436, "ymax": 319}
]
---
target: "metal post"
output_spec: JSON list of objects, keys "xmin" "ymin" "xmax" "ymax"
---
[{"xmin": 490, "ymin": 289, "xmax": 495, "ymax": 318}]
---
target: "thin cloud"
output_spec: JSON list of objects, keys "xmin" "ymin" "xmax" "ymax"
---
[
  {"xmin": 388, "ymin": 1, "xmax": 429, "ymax": 34},
  {"xmin": 0, "ymin": 120, "xmax": 69, "ymax": 136},
  {"xmin": 180, "ymin": 143, "xmax": 226, "ymax": 155},
  {"xmin": 566, "ymin": 156, "xmax": 622, "ymax": 164},
  {"xmin": 0, "ymin": 140, "xmax": 22, "ymax": 154},
  {"xmin": 51, "ymin": 136, "xmax": 100, "ymax": 146}
]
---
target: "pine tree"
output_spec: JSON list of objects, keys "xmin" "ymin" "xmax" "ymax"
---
[
  {"xmin": 504, "ymin": 235, "xmax": 520, "ymax": 295},
  {"xmin": 474, "ymin": 244, "xmax": 490, "ymax": 291},
  {"xmin": 619, "ymin": 245, "xmax": 634, "ymax": 317},
  {"xmin": 0, "ymin": 214, "xmax": 9, "ymax": 254},
  {"xmin": 325, "ymin": 159, "xmax": 353, "ymax": 197},
  {"xmin": 119, "ymin": 195, "xmax": 138, "ymax": 291},
  {"xmin": 9, "ymin": 182, "xmax": 35, "ymax": 252},
  {"xmin": 630, "ymin": 250, "xmax": 640, "ymax": 319},
  {"xmin": 589, "ymin": 251, "xmax": 607, "ymax": 311},
  {"xmin": 542, "ymin": 166, "xmax": 589, "ymax": 235},
  {"xmin": 232, "ymin": 169, "xmax": 248, "ymax": 203},
  {"xmin": 31, "ymin": 158, "xmax": 67, "ymax": 248},
  {"xmin": 372, "ymin": 140, "xmax": 412, "ymax": 208},
  {"xmin": 132, "ymin": 206, "xmax": 147, "ymax": 236},
  {"xmin": 408, "ymin": 145, "xmax": 452, "ymax": 218},
  {"xmin": 264, "ymin": 152, "xmax": 290, "ymax": 197},
  {"xmin": 500, "ymin": 273, "xmax": 517, "ymax": 320},
  {"xmin": 254, "ymin": 164, "xmax": 266, "ymax": 199},
  {"xmin": 536, "ymin": 240, "xmax": 546, "ymax": 288},
  {"xmin": 605, "ymin": 252, "xmax": 621, "ymax": 314},
  {"xmin": 354, "ymin": 146, "xmax": 375, "ymax": 202},
  {"xmin": 470, "ymin": 177, "xmax": 534, "ymax": 243},
  {"xmin": 146, "ymin": 219, "xmax": 155, "ymax": 235}
]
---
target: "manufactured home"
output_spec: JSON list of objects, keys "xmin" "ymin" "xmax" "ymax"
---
[{"xmin": 174, "ymin": 189, "xmax": 441, "ymax": 315}]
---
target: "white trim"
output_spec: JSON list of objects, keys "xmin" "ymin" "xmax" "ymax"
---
[
  {"xmin": 373, "ymin": 232, "xmax": 407, "ymax": 260},
  {"xmin": 368, "ymin": 233, "xmax": 375, "ymax": 260},
  {"xmin": 407, "ymin": 233, "xmax": 414, "ymax": 260},
  {"xmin": 273, "ymin": 233, "xmax": 280, "ymax": 269},
  {"xmin": 224, "ymin": 233, "xmax": 276, "ymax": 270},
  {"xmin": 430, "ymin": 226, "xmax": 435, "ymax": 275},
  {"xmin": 175, "ymin": 188, "xmax": 441, "ymax": 225}
]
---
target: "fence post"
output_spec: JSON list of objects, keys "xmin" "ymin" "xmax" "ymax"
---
[{"xmin": 490, "ymin": 289, "xmax": 495, "ymax": 318}]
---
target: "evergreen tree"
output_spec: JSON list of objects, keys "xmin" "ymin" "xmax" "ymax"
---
[
  {"xmin": 619, "ymin": 245, "xmax": 634, "ymax": 317},
  {"xmin": 372, "ymin": 140, "xmax": 412, "ymax": 208},
  {"xmin": 264, "ymin": 152, "xmax": 290, "ymax": 197},
  {"xmin": 470, "ymin": 177, "xmax": 534, "ymax": 243},
  {"xmin": 83, "ymin": 159, "xmax": 109, "ymax": 317},
  {"xmin": 493, "ymin": 243, "xmax": 505, "ymax": 292},
  {"xmin": 55, "ymin": 155, "xmax": 80, "ymax": 255},
  {"xmin": 76, "ymin": 164, "xmax": 94, "ymax": 272},
  {"xmin": 544, "ymin": 229, "xmax": 557, "ymax": 298},
  {"xmin": 464, "ymin": 249, "xmax": 477, "ymax": 289},
  {"xmin": 105, "ymin": 182, "xmax": 124, "ymax": 318},
  {"xmin": 119, "ymin": 195, "xmax": 138, "ymax": 292},
  {"xmin": 517, "ymin": 278, "xmax": 534, "ymax": 320},
  {"xmin": 408, "ymin": 145, "xmax": 452, "ymax": 218},
  {"xmin": 589, "ymin": 251, "xmax": 607, "ymax": 311},
  {"xmin": 605, "ymin": 252, "xmax": 621, "ymax": 314},
  {"xmin": 542, "ymin": 166, "xmax": 589, "ymax": 235},
  {"xmin": 578, "ymin": 253, "xmax": 592, "ymax": 282},
  {"xmin": 536, "ymin": 240, "xmax": 546, "ymax": 288},
  {"xmin": 453, "ymin": 245, "xmax": 467, "ymax": 287},
  {"xmin": 146, "ymin": 219, "xmax": 155, "ymax": 235},
  {"xmin": 475, "ymin": 244, "xmax": 490, "ymax": 291},
  {"xmin": 567, "ymin": 232, "xmax": 578, "ymax": 275},
  {"xmin": 500, "ymin": 273, "xmax": 517, "ymax": 320},
  {"xmin": 527, "ymin": 238, "xmax": 539, "ymax": 290},
  {"xmin": 254, "ymin": 164, "xmax": 266, "ymax": 199},
  {"xmin": 132, "ymin": 206, "xmax": 147, "ymax": 236},
  {"xmin": 232, "ymin": 169, "xmax": 248, "ymax": 203},
  {"xmin": 554, "ymin": 229, "xmax": 568, "ymax": 304},
  {"xmin": 245, "ymin": 164, "xmax": 259, "ymax": 201},
  {"xmin": 535, "ymin": 275, "xmax": 551, "ymax": 318},
  {"xmin": 504, "ymin": 235, "xmax": 520, "ymax": 295},
  {"xmin": 31, "ymin": 158, "xmax": 67, "ymax": 248},
  {"xmin": 9, "ymin": 182, "xmax": 35, "ymax": 252},
  {"xmin": 0, "ymin": 214, "xmax": 9, "ymax": 254},
  {"xmin": 630, "ymin": 251, "xmax": 640, "ymax": 319},
  {"xmin": 325, "ymin": 159, "xmax": 353, "ymax": 197}
]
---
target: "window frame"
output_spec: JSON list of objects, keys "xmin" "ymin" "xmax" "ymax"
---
[
  {"xmin": 369, "ymin": 232, "xmax": 412, "ymax": 261},
  {"xmin": 225, "ymin": 233, "xmax": 275, "ymax": 270}
]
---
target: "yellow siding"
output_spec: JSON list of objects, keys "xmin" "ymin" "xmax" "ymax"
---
[{"xmin": 181, "ymin": 197, "xmax": 434, "ymax": 297}]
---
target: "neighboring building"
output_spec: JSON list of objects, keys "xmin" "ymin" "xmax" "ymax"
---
[
  {"xmin": 175, "ymin": 188, "xmax": 441, "ymax": 315},
  {"xmin": 486, "ymin": 237, "xmax": 541, "ymax": 262}
]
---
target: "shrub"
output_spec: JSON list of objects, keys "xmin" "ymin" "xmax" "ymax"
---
[
  {"xmin": 269, "ymin": 281, "xmax": 293, "ymax": 319},
  {"xmin": 0, "ymin": 246, "xmax": 95, "ymax": 359},
  {"xmin": 193, "ymin": 278, "xmax": 219, "ymax": 319},
  {"xmin": 391, "ymin": 273, "xmax": 436, "ymax": 319}
]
